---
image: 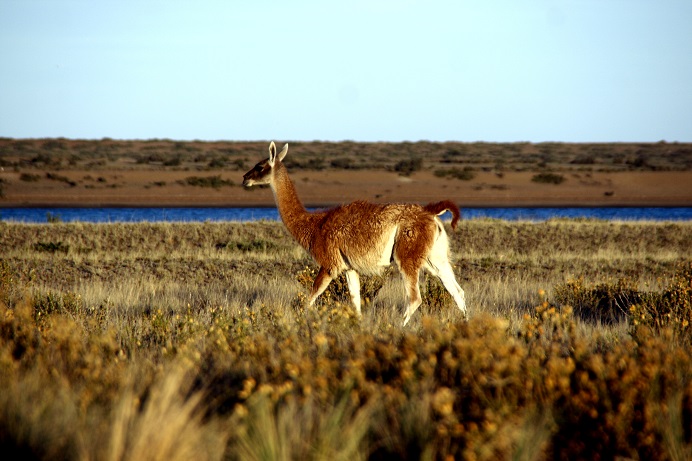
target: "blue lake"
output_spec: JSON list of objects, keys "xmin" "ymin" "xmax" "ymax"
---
[{"xmin": 1, "ymin": 207, "xmax": 691, "ymax": 223}]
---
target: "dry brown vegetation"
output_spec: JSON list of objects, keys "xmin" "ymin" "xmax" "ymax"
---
[
  {"xmin": 2, "ymin": 138, "xmax": 691, "ymax": 173},
  {"xmin": 1, "ymin": 138, "xmax": 692, "ymax": 206},
  {"xmin": 1, "ymin": 219, "xmax": 692, "ymax": 460}
]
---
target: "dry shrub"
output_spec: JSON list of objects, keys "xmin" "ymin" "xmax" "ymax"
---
[
  {"xmin": 0, "ymin": 260, "xmax": 23, "ymax": 309},
  {"xmin": 554, "ymin": 277, "xmax": 641, "ymax": 324},
  {"xmin": 630, "ymin": 263, "xmax": 692, "ymax": 342},
  {"xmin": 0, "ymin": 299, "xmax": 226, "ymax": 461},
  {"xmin": 554, "ymin": 264, "xmax": 692, "ymax": 343},
  {"xmin": 519, "ymin": 302, "xmax": 692, "ymax": 461}
]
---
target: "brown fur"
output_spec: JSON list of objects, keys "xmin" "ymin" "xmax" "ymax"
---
[{"xmin": 243, "ymin": 142, "xmax": 467, "ymax": 325}]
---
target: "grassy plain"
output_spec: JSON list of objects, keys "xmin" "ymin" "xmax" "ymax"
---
[{"xmin": 1, "ymin": 219, "xmax": 692, "ymax": 460}]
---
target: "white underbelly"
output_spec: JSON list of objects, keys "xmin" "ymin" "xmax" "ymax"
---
[
  {"xmin": 340, "ymin": 226, "xmax": 397, "ymax": 275},
  {"xmin": 377, "ymin": 226, "xmax": 397, "ymax": 267}
]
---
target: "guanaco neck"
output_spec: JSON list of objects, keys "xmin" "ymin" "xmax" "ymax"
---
[{"xmin": 271, "ymin": 162, "xmax": 318, "ymax": 249}]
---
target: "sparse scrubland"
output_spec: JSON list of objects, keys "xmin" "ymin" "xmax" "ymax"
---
[
  {"xmin": 2, "ymin": 138, "xmax": 691, "ymax": 173},
  {"xmin": 2, "ymin": 138, "xmax": 692, "ymax": 207},
  {"xmin": 1, "ymin": 219, "xmax": 692, "ymax": 460}
]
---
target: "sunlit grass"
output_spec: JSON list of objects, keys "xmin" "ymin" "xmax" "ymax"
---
[{"xmin": 0, "ymin": 219, "xmax": 691, "ymax": 460}]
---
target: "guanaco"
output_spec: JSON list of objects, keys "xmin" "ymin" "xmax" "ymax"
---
[{"xmin": 242, "ymin": 142, "xmax": 467, "ymax": 325}]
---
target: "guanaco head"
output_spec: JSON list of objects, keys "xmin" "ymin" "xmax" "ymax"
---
[{"xmin": 242, "ymin": 141, "xmax": 289, "ymax": 187}]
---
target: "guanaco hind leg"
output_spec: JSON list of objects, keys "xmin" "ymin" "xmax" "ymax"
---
[
  {"xmin": 427, "ymin": 261, "xmax": 467, "ymax": 318},
  {"xmin": 424, "ymin": 232, "xmax": 467, "ymax": 319},
  {"xmin": 345, "ymin": 270, "xmax": 362, "ymax": 316},
  {"xmin": 402, "ymin": 269, "xmax": 423, "ymax": 326}
]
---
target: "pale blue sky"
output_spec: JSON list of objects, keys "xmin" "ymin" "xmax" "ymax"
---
[{"xmin": 1, "ymin": 0, "xmax": 690, "ymax": 142}]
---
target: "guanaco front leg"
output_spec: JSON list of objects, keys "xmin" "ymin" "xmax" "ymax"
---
[{"xmin": 309, "ymin": 267, "xmax": 332, "ymax": 306}]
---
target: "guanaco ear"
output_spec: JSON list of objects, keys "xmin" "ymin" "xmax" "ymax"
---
[
  {"xmin": 278, "ymin": 143, "xmax": 289, "ymax": 162},
  {"xmin": 268, "ymin": 141, "xmax": 277, "ymax": 166}
]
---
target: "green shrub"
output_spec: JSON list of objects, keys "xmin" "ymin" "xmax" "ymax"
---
[
  {"xmin": 46, "ymin": 212, "xmax": 62, "ymax": 223},
  {"xmin": 33, "ymin": 241, "xmax": 69, "ymax": 253},
  {"xmin": 208, "ymin": 157, "xmax": 227, "ymax": 168},
  {"xmin": 163, "ymin": 156, "xmax": 182, "ymax": 166},
  {"xmin": 216, "ymin": 239, "xmax": 278, "ymax": 253},
  {"xmin": 434, "ymin": 167, "xmax": 476, "ymax": 181},
  {"xmin": 570, "ymin": 155, "xmax": 596, "ymax": 165},
  {"xmin": 330, "ymin": 158, "xmax": 352, "ymax": 169},
  {"xmin": 42, "ymin": 139, "xmax": 66, "ymax": 150},
  {"xmin": 45, "ymin": 172, "xmax": 77, "ymax": 186},
  {"xmin": 394, "ymin": 158, "xmax": 423, "ymax": 176},
  {"xmin": 19, "ymin": 173, "xmax": 41, "ymax": 182},
  {"xmin": 531, "ymin": 172, "xmax": 565, "ymax": 184},
  {"xmin": 180, "ymin": 175, "xmax": 234, "ymax": 188}
]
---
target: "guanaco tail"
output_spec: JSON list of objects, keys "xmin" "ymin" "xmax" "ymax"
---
[{"xmin": 242, "ymin": 142, "xmax": 467, "ymax": 326}]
